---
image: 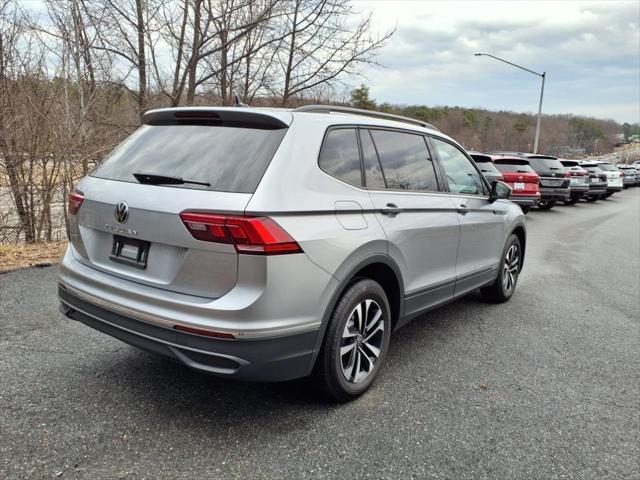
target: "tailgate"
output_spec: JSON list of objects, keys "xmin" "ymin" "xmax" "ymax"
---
[{"xmin": 71, "ymin": 177, "xmax": 251, "ymax": 299}]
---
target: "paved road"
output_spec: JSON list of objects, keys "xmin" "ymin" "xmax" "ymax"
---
[{"xmin": 1, "ymin": 190, "xmax": 639, "ymax": 480}]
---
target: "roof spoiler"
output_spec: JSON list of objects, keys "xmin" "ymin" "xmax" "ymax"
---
[{"xmin": 142, "ymin": 108, "xmax": 289, "ymax": 130}]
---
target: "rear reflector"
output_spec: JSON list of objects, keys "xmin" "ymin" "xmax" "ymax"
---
[
  {"xmin": 68, "ymin": 191, "xmax": 84, "ymax": 215},
  {"xmin": 173, "ymin": 324, "xmax": 235, "ymax": 339},
  {"xmin": 180, "ymin": 212, "xmax": 303, "ymax": 255}
]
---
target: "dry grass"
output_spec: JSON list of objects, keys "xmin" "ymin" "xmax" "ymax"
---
[{"xmin": 0, "ymin": 240, "xmax": 67, "ymax": 272}]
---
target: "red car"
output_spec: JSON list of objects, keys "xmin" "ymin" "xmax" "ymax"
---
[{"xmin": 490, "ymin": 155, "xmax": 540, "ymax": 214}]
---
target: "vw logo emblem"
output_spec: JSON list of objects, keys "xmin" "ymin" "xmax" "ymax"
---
[{"xmin": 114, "ymin": 201, "xmax": 129, "ymax": 224}]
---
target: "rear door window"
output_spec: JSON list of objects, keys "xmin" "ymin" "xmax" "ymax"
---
[
  {"xmin": 431, "ymin": 137, "xmax": 488, "ymax": 195},
  {"xmin": 369, "ymin": 129, "xmax": 439, "ymax": 191},
  {"xmin": 318, "ymin": 128, "xmax": 363, "ymax": 187},
  {"xmin": 91, "ymin": 124, "xmax": 287, "ymax": 193}
]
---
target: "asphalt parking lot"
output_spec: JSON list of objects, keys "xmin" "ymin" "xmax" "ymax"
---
[{"xmin": 1, "ymin": 189, "xmax": 639, "ymax": 480}]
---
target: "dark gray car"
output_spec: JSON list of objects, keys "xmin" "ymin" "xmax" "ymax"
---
[
  {"xmin": 560, "ymin": 159, "xmax": 590, "ymax": 204},
  {"xmin": 579, "ymin": 162, "xmax": 608, "ymax": 201},
  {"xmin": 469, "ymin": 152, "xmax": 504, "ymax": 183}
]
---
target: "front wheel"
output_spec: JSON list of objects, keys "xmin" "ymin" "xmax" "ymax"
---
[
  {"xmin": 314, "ymin": 279, "xmax": 391, "ymax": 402},
  {"xmin": 481, "ymin": 234, "xmax": 521, "ymax": 303},
  {"xmin": 538, "ymin": 200, "xmax": 556, "ymax": 210}
]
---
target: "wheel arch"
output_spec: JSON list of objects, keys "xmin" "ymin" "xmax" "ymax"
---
[
  {"xmin": 511, "ymin": 223, "xmax": 526, "ymax": 270},
  {"xmin": 305, "ymin": 254, "xmax": 405, "ymax": 375}
]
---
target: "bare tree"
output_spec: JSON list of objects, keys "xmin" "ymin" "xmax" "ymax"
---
[{"xmin": 277, "ymin": 0, "xmax": 393, "ymax": 106}]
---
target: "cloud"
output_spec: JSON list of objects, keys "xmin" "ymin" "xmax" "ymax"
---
[{"xmin": 353, "ymin": 1, "xmax": 640, "ymax": 122}]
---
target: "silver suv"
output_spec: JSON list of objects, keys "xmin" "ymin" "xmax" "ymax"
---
[{"xmin": 58, "ymin": 105, "xmax": 526, "ymax": 401}]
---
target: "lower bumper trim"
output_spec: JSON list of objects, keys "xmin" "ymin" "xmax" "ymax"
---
[{"xmin": 59, "ymin": 286, "xmax": 319, "ymax": 381}]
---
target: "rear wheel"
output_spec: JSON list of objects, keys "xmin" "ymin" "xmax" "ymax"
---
[
  {"xmin": 315, "ymin": 279, "xmax": 391, "ymax": 402},
  {"xmin": 520, "ymin": 205, "xmax": 530, "ymax": 214},
  {"xmin": 564, "ymin": 197, "xmax": 578, "ymax": 205},
  {"xmin": 602, "ymin": 192, "xmax": 612, "ymax": 199},
  {"xmin": 481, "ymin": 234, "xmax": 521, "ymax": 303},
  {"xmin": 538, "ymin": 200, "xmax": 556, "ymax": 210},
  {"xmin": 586, "ymin": 196, "xmax": 598, "ymax": 202}
]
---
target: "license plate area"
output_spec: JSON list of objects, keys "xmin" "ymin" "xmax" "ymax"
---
[
  {"xmin": 514, "ymin": 182, "xmax": 525, "ymax": 190},
  {"xmin": 110, "ymin": 235, "xmax": 150, "ymax": 269}
]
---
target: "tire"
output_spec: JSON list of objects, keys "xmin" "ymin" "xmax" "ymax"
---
[
  {"xmin": 564, "ymin": 197, "xmax": 578, "ymax": 205},
  {"xmin": 586, "ymin": 195, "xmax": 598, "ymax": 202},
  {"xmin": 520, "ymin": 205, "xmax": 530, "ymax": 214},
  {"xmin": 481, "ymin": 234, "xmax": 522, "ymax": 303},
  {"xmin": 602, "ymin": 192, "xmax": 612, "ymax": 199},
  {"xmin": 538, "ymin": 200, "xmax": 556, "ymax": 210},
  {"xmin": 314, "ymin": 279, "xmax": 391, "ymax": 402}
]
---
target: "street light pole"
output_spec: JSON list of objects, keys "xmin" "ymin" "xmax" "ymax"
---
[
  {"xmin": 533, "ymin": 72, "xmax": 545, "ymax": 154},
  {"xmin": 475, "ymin": 53, "xmax": 546, "ymax": 154}
]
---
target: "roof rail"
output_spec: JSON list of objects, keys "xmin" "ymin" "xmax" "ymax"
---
[{"xmin": 294, "ymin": 104, "xmax": 438, "ymax": 131}]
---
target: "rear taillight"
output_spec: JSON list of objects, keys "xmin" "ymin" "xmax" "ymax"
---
[
  {"xmin": 564, "ymin": 171, "xmax": 571, "ymax": 178},
  {"xmin": 180, "ymin": 212, "xmax": 303, "ymax": 255},
  {"xmin": 68, "ymin": 191, "xmax": 84, "ymax": 215}
]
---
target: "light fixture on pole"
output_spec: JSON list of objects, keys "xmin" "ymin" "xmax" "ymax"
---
[{"xmin": 475, "ymin": 53, "xmax": 546, "ymax": 154}]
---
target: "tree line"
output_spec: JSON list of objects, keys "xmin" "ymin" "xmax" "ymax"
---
[
  {"xmin": 0, "ymin": 0, "xmax": 391, "ymax": 243},
  {"xmin": 350, "ymin": 85, "xmax": 629, "ymax": 157}
]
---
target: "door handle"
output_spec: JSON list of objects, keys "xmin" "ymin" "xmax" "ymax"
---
[
  {"xmin": 380, "ymin": 203, "xmax": 403, "ymax": 216},
  {"xmin": 457, "ymin": 204, "xmax": 469, "ymax": 215}
]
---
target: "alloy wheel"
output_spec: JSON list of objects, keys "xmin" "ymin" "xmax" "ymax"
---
[
  {"xmin": 502, "ymin": 244, "xmax": 520, "ymax": 294},
  {"xmin": 340, "ymin": 299, "xmax": 385, "ymax": 384}
]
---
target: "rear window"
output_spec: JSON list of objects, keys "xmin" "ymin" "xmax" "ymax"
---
[
  {"xmin": 493, "ymin": 162, "xmax": 535, "ymax": 174},
  {"xmin": 474, "ymin": 160, "xmax": 501, "ymax": 175},
  {"xmin": 91, "ymin": 124, "xmax": 287, "ymax": 193},
  {"xmin": 528, "ymin": 157, "xmax": 565, "ymax": 170},
  {"xmin": 596, "ymin": 163, "xmax": 618, "ymax": 171}
]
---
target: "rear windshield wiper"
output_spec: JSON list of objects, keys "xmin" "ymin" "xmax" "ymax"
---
[{"xmin": 133, "ymin": 173, "xmax": 210, "ymax": 187}]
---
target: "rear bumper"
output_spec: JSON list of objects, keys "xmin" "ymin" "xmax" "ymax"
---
[
  {"xmin": 588, "ymin": 184, "xmax": 607, "ymax": 195},
  {"xmin": 57, "ymin": 245, "xmax": 337, "ymax": 381},
  {"xmin": 539, "ymin": 187, "xmax": 570, "ymax": 201},
  {"xmin": 569, "ymin": 185, "xmax": 589, "ymax": 194},
  {"xmin": 509, "ymin": 195, "xmax": 539, "ymax": 207},
  {"xmin": 59, "ymin": 284, "xmax": 318, "ymax": 382},
  {"xmin": 606, "ymin": 186, "xmax": 623, "ymax": 193}
]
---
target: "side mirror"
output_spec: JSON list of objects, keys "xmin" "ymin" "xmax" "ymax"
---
[{"xmin": 489, "ymin": 181, "xmax": 511, "ymax": 203}]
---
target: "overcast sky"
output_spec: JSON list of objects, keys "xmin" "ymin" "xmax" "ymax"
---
[{"xmin": 353, "ymin": 0, "xmax": 640, "ymax": 123}]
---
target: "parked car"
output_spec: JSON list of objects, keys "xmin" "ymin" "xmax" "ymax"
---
[
  {"xmin": 559, "ymin": 159, "xmax": 590, "ymax": 204},
  {"xmin": 618, "ymin": 165, "xmax": 637, "ymax": 188},
  {"xmin": 490, "ymin": 156, "xmax": 540, "ymax": 213},
  {"xmin": 491, "ymin": 153, "xmax": 569, "ymax": 210},
  {"xmin": 579, "ymin": 162, "xmax": 608, "ymax": 201},
  {"xmin": 595, "ymin": 162, "xmax": 624, "ymax": 198},
  {"xmin": 57, "ymin": 105, "xmax": 526, "ymax": 402},
  {"xmin": 634, "ymin": 164, "xmax": 640, "ymax": 185},
  {"xmin": 469, "ymin": 152, "xmax": 504, "ymax": 183}
]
